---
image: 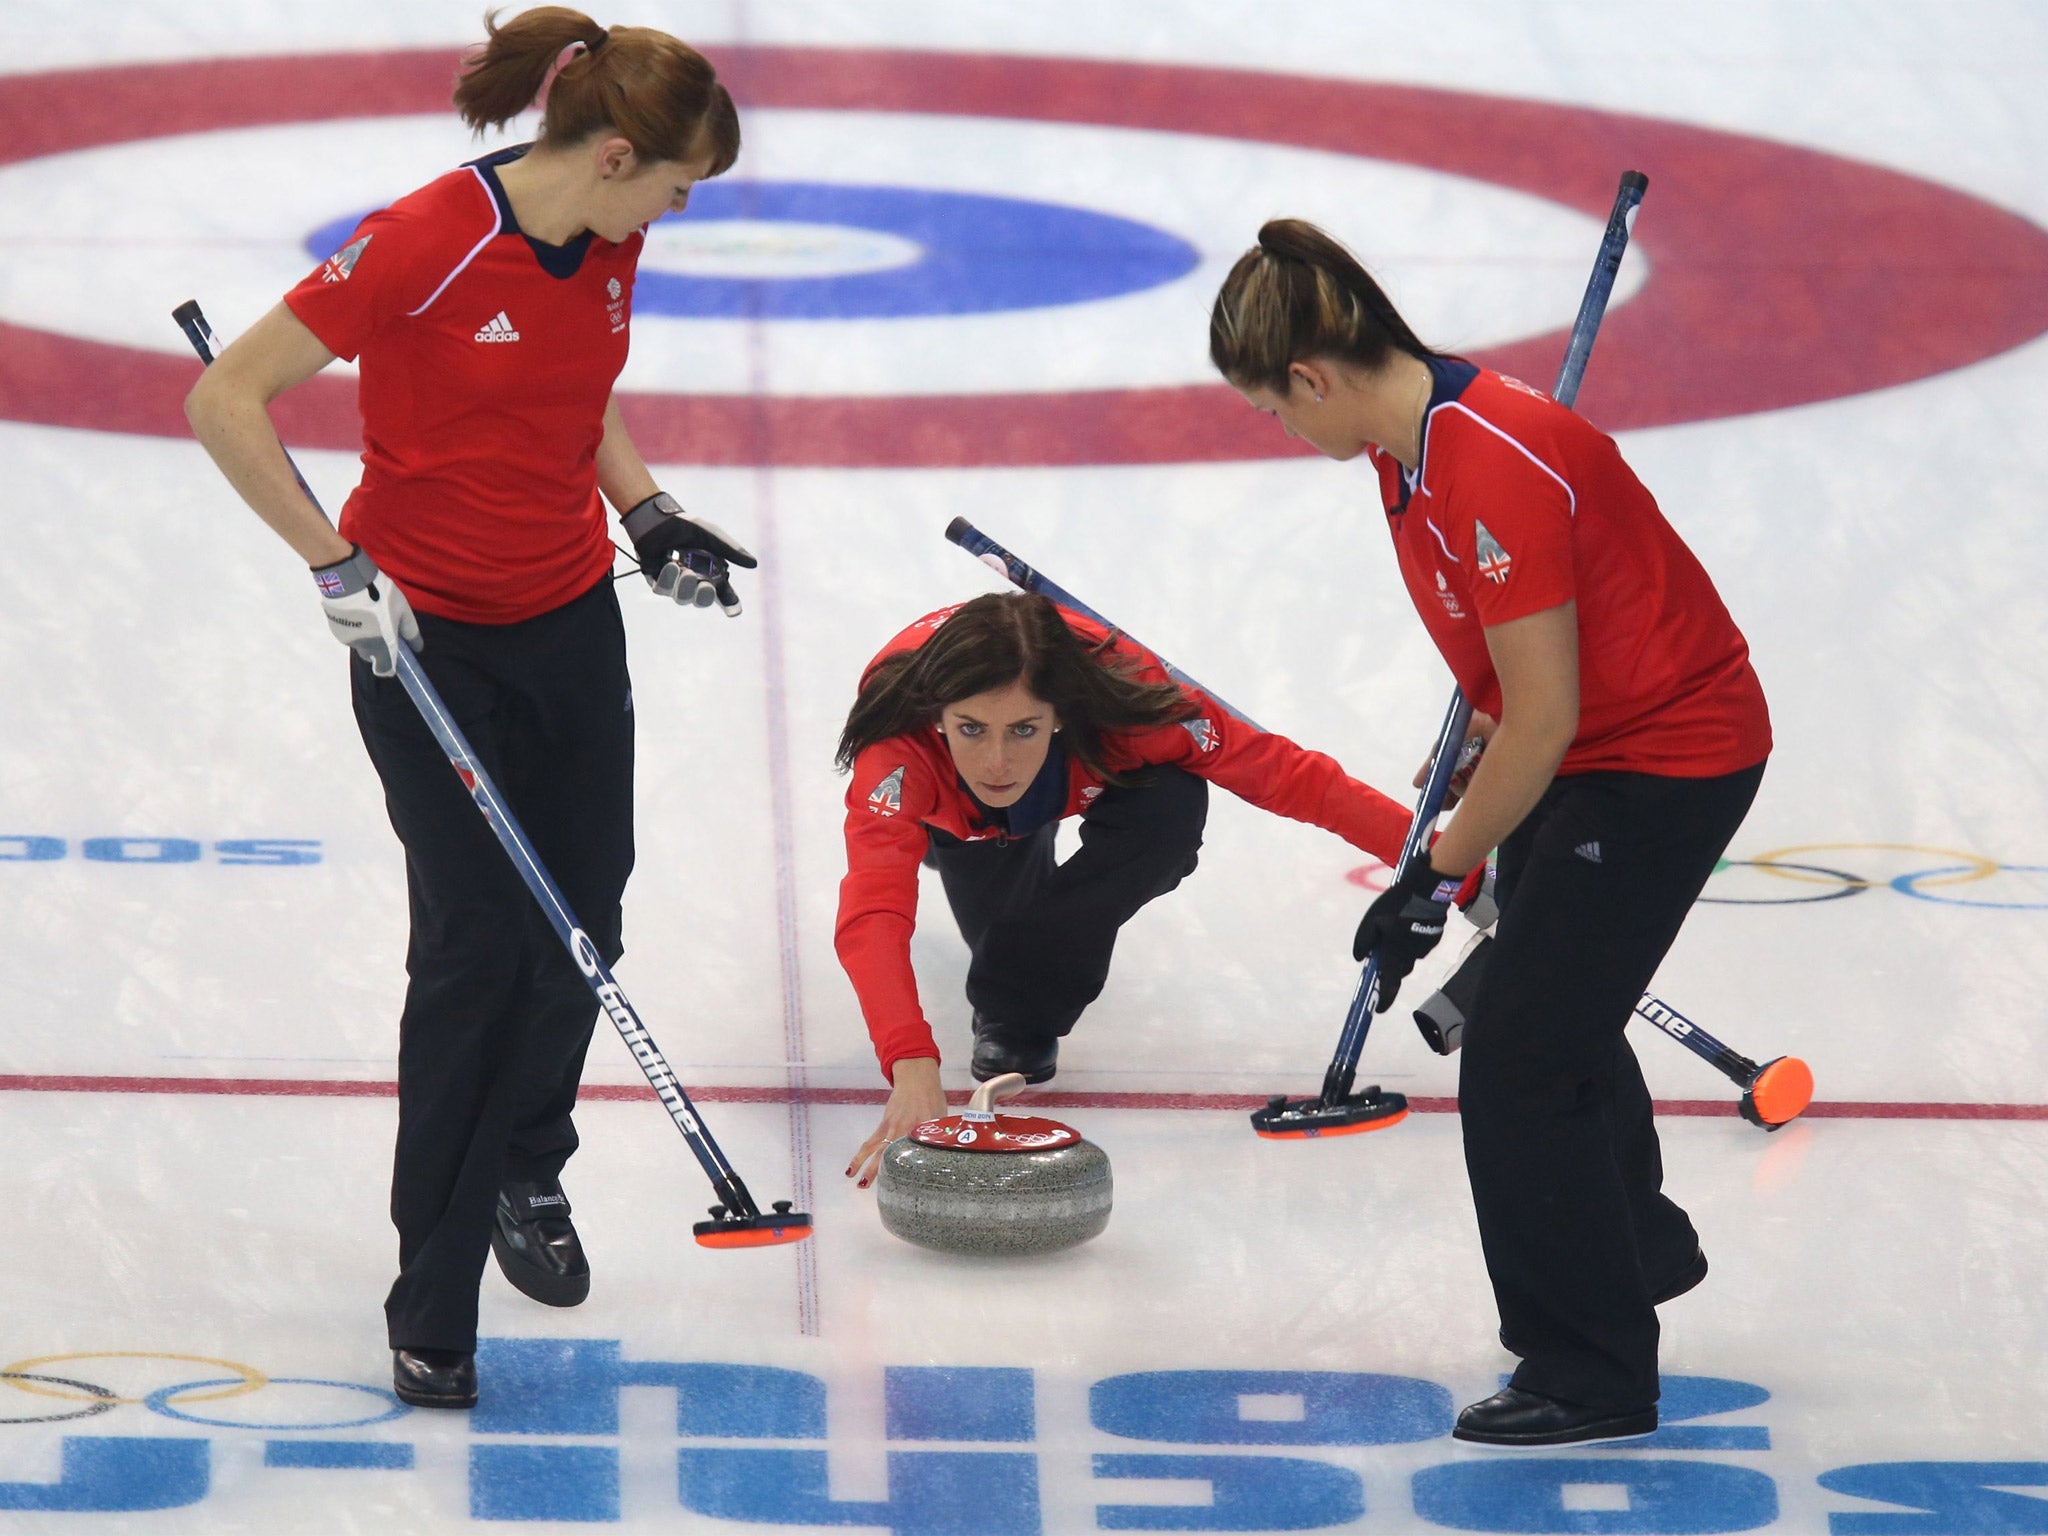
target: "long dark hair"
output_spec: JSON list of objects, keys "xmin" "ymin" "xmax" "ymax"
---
[
  {"xmin": 1209, "ymin": 218, "xmax": 1442, "ymax": 392},
  {"xmin": 836, "ymin": 594, "xmax": 1200, "ymax": 784},
  {"xmin": 453, "ymin": 6, "xmax": 741, "ymax": 175}
]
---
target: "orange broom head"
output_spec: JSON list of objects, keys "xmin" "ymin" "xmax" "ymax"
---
[
  {"xmin": 1745, "ymin": 1056, "xmax": 1814, "ymax": 1127},
  {"xmin": 693, "ymin": 1213, "xmax": 814, "ymax": 1249},
  {"xmin": 1254, "ymin": 1106, "xmax": 1408, "ymax": 1141}
]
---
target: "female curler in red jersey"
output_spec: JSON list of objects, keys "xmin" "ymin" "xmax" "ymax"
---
[
  {"xmin": 835, "ymin": 592, "xmax": 1420, "ymax": 1188},
  {"xmin": 1211, "ymin": 219, "xmax": 1771, "ymax": 1448},
  {"xmin": 184, "ymin": 6, "xmax": 752, "ymax": 1411}
]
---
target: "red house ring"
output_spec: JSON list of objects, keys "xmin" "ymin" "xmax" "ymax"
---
[{"xmin": 4, "ymin": 48, "xmax": 2046, "ymax": 467}]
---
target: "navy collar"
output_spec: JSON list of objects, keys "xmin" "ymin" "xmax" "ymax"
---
[
  {"xmin": 1394, "ymin": 356, "xmax": 1480, "ymax": 511},
  {"xmin": 466, "ymin": 144, "xmax": 593, "ymax": 280}
]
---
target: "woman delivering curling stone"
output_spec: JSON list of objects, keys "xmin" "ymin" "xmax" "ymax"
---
[
  {"xmin": 183, "ymin": 8, "xmax": 750, "ymax": 1409},
  {"xmin": 1209, "ymin": 221, "xmax": 1771, "ymax": 1447},
  {"xmin": 837, "ymin": 591, "xmax": 1435, "ymax": 1188}
]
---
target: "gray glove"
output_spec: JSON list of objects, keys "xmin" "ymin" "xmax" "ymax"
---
[
  {"xmin": 622, "ymin": 493, "xmax": 757, "ymax": 616},
  {"xmin": 311, "ymin": 545, "xmax": 420, "ymax": 677}
]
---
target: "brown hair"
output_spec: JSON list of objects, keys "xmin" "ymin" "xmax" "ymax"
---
[
  {"xmin": 1209, "ymin": 218, "xmax": 1442, "ymax": 393},
  {"xmin": 836, "ymin": 594, "xmax": 1200, "ymax": 785},
  {"xmin": 454, "ymin": 7, "xmax": 740, "ymax": 175}
]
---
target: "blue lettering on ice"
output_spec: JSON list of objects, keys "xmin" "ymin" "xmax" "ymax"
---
[
  {"xmin": 216, "ymin": 839, "xmax": 324, "ymax": 866},
  {"xmin": 1559, "ymin": 1376, "xmax": 1771, "ymax": 1454},
  {"xmin": 1818, "ymin": 1463, "xmax": 2048, "ymax": 1534},
  {"xmin": 679, "ymin": 1447, "xmax": 1040, "ymax": 1534},
  {"xmin": 0, "ymin": 1437, "xmax": 208, "ymax": 1512},
  {"xmin": 265, "ymin": 1439, "xmax": 414, "ymax": 1469},
  {"xmin": 1095, "ymin": 1453, "xmax": 1365, "ymax": 1532},
  {"xmin": 473, "ymin": 1337, "xmax": 823, "ymax": 1438},
  {"xmin": 83, "ymin": 837, "xmax": 201, "ymax": 863},
  {"xmin": 0, "ymin": 837, "xmax": 323, "ymax": 864},
  {"xmin": 887, "ymin": 1366, "xmax": 1035, "ymax": 1442},
  {"xmin": 1412, "ymin": 1458, "xmax": 1779, "ymax": 1534},
  {"xmin": 1091, "ymin": 1370, "xmax": 1453, "ymax": 1445},
  {"xmin": 472, "ymin": 1444, "xmax": 618, "ymax": 1523}
]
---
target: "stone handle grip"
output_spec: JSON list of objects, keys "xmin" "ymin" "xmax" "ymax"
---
[{"xmin": 966, "ymin": 1073, "xmax": 1028, "ymax": 1115}]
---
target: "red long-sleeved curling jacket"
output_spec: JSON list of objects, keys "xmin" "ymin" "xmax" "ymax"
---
[{"xmin": 834, "ymin": 605, "xmax": 1412, "ymax": 1080}]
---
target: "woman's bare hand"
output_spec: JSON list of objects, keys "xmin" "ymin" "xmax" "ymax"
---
[{"xmin": 847, "ymin": 1057, "xmax": 949, "ymax": 1189}]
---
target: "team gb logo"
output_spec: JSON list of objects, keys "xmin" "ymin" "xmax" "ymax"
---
[{"xmin": 867, "ymin": 766, "xmax": 906, "ymax": 816}]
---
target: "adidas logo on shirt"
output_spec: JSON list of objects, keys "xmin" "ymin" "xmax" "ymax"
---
[
  {"xmin": 474, "ymin": 311, "xmax": 521, "ymax": 343},
  {"xmin": 1575, "ymin": 841, "xmax": 1603, "ymax": 864}
]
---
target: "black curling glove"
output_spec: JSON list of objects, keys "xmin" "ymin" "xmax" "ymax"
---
[
  {"xmin": 622, "ymin": 492, "xmax": 758, "ymax": 616},
  {"xmin": 1351, "ymin": 859, "xmax": 1464, "ymax": 1012}
]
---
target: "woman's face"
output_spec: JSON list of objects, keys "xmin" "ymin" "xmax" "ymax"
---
[
  {"xmin": 937, "ymin": 680, "xmax": 1059, "ymax": 808},
  {"xmin": 1234, "ymin": 366, "xmax": 1366, "ymax": 461},
  {"xmin": 590, "ymin": 142, "xmax": 715, "ymax": 242}
]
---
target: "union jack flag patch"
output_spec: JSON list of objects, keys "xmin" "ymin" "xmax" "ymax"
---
[
  {"xmin": 320, "ymin": 234, "xmax": 371, "ymax": 284},
  {"xmin": 1181, "ymin": 718, "xmax": 1219, "ymax": 753},
  {"xmin": 867, "ymin": 766, "xmax": 906, "ymax": 816},
  {"xmin": 1475, "ymin": 520, "xmax": 1513, "ymax": 586}
]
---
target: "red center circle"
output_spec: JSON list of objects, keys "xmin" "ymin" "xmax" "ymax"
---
[{"xmin": 4, "ymin": 47, "xmax": 2046, "ymax": 467}]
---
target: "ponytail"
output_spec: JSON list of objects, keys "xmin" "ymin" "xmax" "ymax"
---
[
  {"xmin": 1209, "ymin": 218, "xmax": 1440, "ymax": 393},
  {"xmin": 454, "ymin": 6, "xmax": 740, "ymax": 175}
]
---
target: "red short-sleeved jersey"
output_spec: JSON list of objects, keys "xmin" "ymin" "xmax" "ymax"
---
[
  {"xmin": 834, "ymin": 604, "xmax": 1413, "ymax": 1079},
  {"xmin": 284, "ymin": 148, "xmax": 642, "ymax": 624},
  {"xmin": 1370, "ymin": 362, "xmax": 1771, "ymax": 777}
]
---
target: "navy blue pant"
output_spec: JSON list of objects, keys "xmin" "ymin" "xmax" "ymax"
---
[
  {"xmin": 927, "ymin": 767, "xmax": 1208, "ymax": 1035},
  {"xmin": 1462, "ymin": 761, "xmax": 1764, "ymax": 1410},
  {"xmin": 351, "ymin": 578, "xmax": 635, "ymax": 1352}
]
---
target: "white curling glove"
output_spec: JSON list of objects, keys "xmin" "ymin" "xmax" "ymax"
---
[
  {"xmin": 622, "ymin": 492, "xmax": 758, "ymax": 616},
  {"xmin": 311, "ymin": 545, "xmax": 421, "ymax": 678}
]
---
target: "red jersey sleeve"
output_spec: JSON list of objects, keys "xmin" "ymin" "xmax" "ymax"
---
[
  {"xmin": 835, "ymin": 745, "xmax": 943, "ymax": 1080},
  {"xmin": 283, "ymin": 180, "xmax": 492, "ymax": 362},
  {"xmin": 1117, "ymin": 702, "xmax": 1410, "ymax": 865},
  {"xmin": 1432, "ymin": 407, "xmax": 1578, "ymax": 628}
]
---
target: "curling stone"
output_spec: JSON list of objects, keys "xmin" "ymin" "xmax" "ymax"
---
[{"xmin": 876, "ymin": 1073, "xmax": 1111, "ymax": 1256}]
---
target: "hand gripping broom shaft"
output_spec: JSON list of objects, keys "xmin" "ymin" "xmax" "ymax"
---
[{"xmin": 175, "ymin": 300, "xmax": 809, "ymax": 1246}]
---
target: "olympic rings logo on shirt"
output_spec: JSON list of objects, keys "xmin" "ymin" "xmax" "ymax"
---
[
  {"xmin": 1346, "ymin": 843, "xmax": 2046, "ymax": 910},
  {"xmin": 0, "ymin": 1353, "xmax": 406, "ymax": 1430}
]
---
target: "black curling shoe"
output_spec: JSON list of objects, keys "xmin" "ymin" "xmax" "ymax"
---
[
  {"xmin": 968, "ymin": 1014, "xmax": 1059, "ymax": 1084},
  {"xmin": 1453, "ymin": 1387, "xmax": 1657, "ymax": 1447},
  {"xmin": 393, "ymin": 1348, "xmax": 477, "ymax": 1410},
  {"xmin": 491, "ymin": 1180, "xmax": 590, "ymax": 1307}
]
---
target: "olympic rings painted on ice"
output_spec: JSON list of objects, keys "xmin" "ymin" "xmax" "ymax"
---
[
  {"xmin": 0, "ymin": 1351, "xmax": 266, "ymax": 1405},
  {"xmin": 0, "ymin": 1372, "xmax": 118, "ymax": 1425},
  {"xmin": 1346, "ymin": 844, "xmax": 2044, "ymax": 910},
  {"xmin": 1693, "ymin": 859, "xmax": 1867, "ymax": 906},
  {"xmin": 1750, "ymin": 842, "xmax": 1998, "ymax": 889},
  {"xmin": 1892, "ymin": 864, "xmax": 2048, "ymax": 910},
  {"xmin": 145, "ymin": 1377, "xmax": 409, "ymax": 1430},
  {"xmin": 1696, "ymin": 844, "xmax": 2046, "ymax": 909}
]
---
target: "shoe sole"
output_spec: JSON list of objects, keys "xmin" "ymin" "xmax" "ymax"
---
[
  {"xmin": 490, "ymin": 1225, "xmax": 591, "ymax": 1308},
  {"xmin": 1453, "ymin": 1412, "xmax": 1658, "ymax": 1447},
  {"xmin": 393, "ymin": 1382, "xmax": 478, "ymax": 1410},
  {"xmin": 968, "ymin": 1063, "xmax": 1056, "ymax": 1085}
]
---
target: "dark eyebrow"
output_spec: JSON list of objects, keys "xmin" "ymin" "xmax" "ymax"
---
[{"xmin": 949, "ymin": 709, "xmax": 1047, "ymax": 728}]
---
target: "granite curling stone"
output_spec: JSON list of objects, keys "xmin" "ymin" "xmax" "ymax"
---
[{"xmin": 876, "ymin": 1073, "xmax": 1112, "ymax": 1256}]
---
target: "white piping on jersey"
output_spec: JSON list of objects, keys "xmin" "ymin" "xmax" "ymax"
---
[
  {"xmin": 1423, "ymin": 516, "xmax": 1460, "ymax": 563},
  {"xmin": 1419, "ymin": 401, "xmax": 1578, "ymax": 520},
  {"xmin": 405, "ymin": 166, "xmax": 504, "ymax": 318}
]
